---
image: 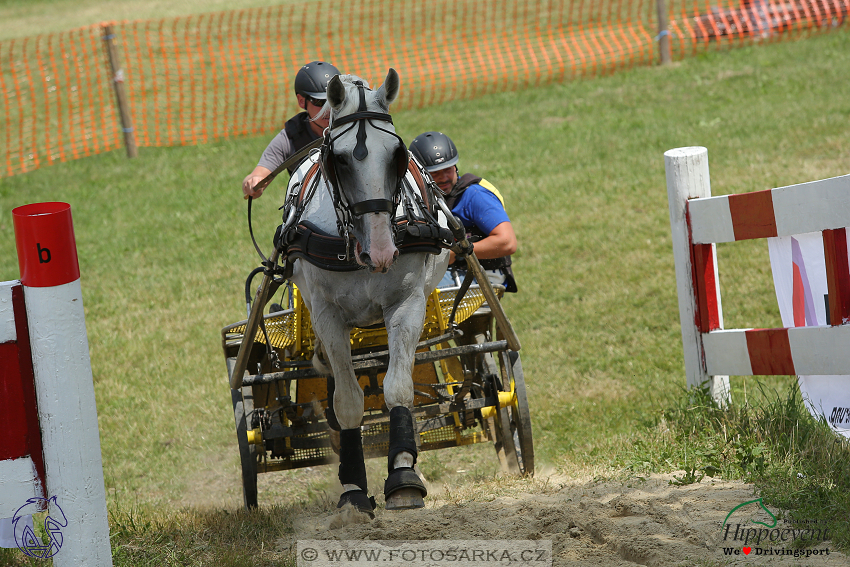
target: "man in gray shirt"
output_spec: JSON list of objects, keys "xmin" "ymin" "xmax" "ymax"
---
[{"xmin": 241, "ymin": 61, "xmax": 340, "ymax": 199}]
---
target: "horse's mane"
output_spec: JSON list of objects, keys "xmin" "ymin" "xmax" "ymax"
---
[{"xmin": 312, "ymin": 74, "xmax": 377, "ymax": 124}]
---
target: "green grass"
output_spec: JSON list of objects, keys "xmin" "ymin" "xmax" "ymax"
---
[
  {"xmin": 2, "ymin": 19, "xmax": 850, "ymax": 566},
  {"xmin": 0, "ymin": 0, "xmax": 305, "ymax": 41},
  {"xmin": 614, "ymin": 382, "xmax": 850, "ymax": 549}
]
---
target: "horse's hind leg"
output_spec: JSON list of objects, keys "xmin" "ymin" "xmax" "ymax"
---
[{"xmin": 382, "ymin": 298, "xmax": 428, "ymax": 510}]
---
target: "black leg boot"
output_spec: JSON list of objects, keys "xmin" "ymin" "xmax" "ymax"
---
[
  {"xmin": 337, "ymin": 428, "xmax": 376, "ymax": 518},
  {"xmin": 384, "ymin": 406, "xmax": 427, "ymax": 509}
]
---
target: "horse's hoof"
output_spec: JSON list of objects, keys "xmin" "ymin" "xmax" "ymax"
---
[
  {"xmin": 337, "ymin": 489, "xmax": 376, "ymax": 518},
  {"xmin": 385, "ymin": 488, "xmax": 425, "ymax": 510},
  {"xmin": 384, "ymin": 467, "xmax": 426, "ymax": 510}
]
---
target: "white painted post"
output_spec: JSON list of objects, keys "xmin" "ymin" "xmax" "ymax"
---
[
  {"xmin": 12, "ymin": 203, "xmax": 112, "ymax": 566},
  {"xmin": 664, "ymin": 147, "xmax": 731, "ymax": 405}
]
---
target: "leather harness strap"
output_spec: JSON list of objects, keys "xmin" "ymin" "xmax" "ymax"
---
[
  {"xmin": 407, "ymin": 160, "xmax": 431, "ymax": 211},
  {"xmin": 298, "ymin": 161, "xmax": 321, "ymax": 204}
]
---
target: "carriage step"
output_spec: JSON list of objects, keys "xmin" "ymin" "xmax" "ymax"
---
[{"xmin": 385, "ymin": 488, "xmax": 425, "ymax": 510}]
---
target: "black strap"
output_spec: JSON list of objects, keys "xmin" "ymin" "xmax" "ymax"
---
[
  {"xmin": 448, "ymin": 267, "xmax": 476, "ymax": 329},
  {"xmin": 350, "ymin": 198, "xmax": 394, "ymax": 216},
  {"xmin": 332, "ymin": 111, "xmax": 394, "ymax": 128},
  {"xmin": 247, "ymin": 196, "xmax": 266, "ymax": 262},
  {"xmin": 353, "ymin": 83, "xmax": 369, "ymax": 161}
]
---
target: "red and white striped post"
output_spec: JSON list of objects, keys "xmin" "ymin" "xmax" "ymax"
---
[
  {"xmin": 665, "ymin": 147, "xmax": 731, "ymax": 404},
  {"xmin": 9, "ymin": 202, "xmax": 112, "ymax": 566},
  {"xmin": 666, "ymin": 147, "xmax": 850, "ymax": 405},
  {"xmin": 0, "ymin": 280, "xmax": 45, "ymax": 528}
]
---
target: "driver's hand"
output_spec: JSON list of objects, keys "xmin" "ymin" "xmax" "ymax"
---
[{"xmin": 242, "ymin": 174, "xmax": 266, "ymax": 199}]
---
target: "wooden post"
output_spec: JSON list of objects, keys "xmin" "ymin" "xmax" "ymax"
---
[
  {"xmin": 656, "ymin": 0, "xmax": 672, "ymax": 65},
  {"xmin": 665, "ymin": 147, "xmax": 731, "ymax": 405},
  {"xmin": 12, "ymin": 202, "xmax": 113, "ymax": 566},
  {"xmin": 102, "ymin": 24, "xmax": 138, "ymax": 158}
]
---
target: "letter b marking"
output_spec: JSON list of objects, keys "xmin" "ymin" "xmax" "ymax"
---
[{"xmin": 37, "ymin": 243, "xmax": 51, "ymax": 264}]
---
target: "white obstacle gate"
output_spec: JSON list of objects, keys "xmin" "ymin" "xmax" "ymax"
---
[
  {"xmin": 0, "ymin": 202, "xmax": 111, "ymax": 566},
  {"xmin": 665, "ymin": 147, "xmax": 850, "ymax": 406}
]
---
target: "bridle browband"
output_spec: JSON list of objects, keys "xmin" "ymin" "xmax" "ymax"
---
[{"xmin": 320, "ymin": 80, "xmax": 409, "ymax": 256}]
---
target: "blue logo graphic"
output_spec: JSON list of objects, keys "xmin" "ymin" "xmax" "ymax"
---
[{"xmin": 12, "ymin": 496, "xmax": 68, "ymax": 559}]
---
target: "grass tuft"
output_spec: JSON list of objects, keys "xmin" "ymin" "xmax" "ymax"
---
[{"xmin": 615, "ymin": 382, "xmax": 850, "ymax": 549}]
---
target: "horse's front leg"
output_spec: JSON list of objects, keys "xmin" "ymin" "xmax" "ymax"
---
[
  {"xmin": 311, "ymin": 306, "xmax": 376, "ymax": 518},
  {"xmin": 382, "ymin": 295, "xmax": 429, "ymax": 510}
]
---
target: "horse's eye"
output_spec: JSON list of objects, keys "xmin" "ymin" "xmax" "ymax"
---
[{"xmin": 335, "ymin": 154, "xmax": 348, "ymax": 167}]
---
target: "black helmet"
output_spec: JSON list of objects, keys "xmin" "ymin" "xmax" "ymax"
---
[
  {"xmin": 409, "ymin": 131, "xmax": 459, "ymax": 173},
  {"xmin": 293, "ymin": 61, "xmax": 340, "ymax": 99}
]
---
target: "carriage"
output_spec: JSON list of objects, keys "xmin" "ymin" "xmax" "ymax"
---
[
  {"xmin": 223, "ymin": 69, "xmax": 533, "ymax": 512},
  {"xmin": 221, "ymin": 276, "xmax": 533, "ymax": 509}
]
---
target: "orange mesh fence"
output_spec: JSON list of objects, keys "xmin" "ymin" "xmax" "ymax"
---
[
  {"xmin": 1, "ymin": 27, "xmax": 122, "ymax": 176},
  {"xmin": 1, "ymin": 0, "xmax": 847, "ymax": 177}
]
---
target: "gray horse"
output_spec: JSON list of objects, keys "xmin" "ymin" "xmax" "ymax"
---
[{"xmin": 288, "ymin": 70, "xmax": 450, "ymax": 515}]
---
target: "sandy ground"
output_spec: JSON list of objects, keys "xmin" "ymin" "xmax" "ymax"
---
[
  {"xmin": 181, "ymin": 444, "xmax": 847, "ymax": 567},
  {"xmin": 279, "ymin": 472, "xmax": 848, "ymax": 567}
]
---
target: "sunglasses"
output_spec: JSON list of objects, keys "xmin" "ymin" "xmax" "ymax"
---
[{"xmin": 304, "ymin": 96, "xmax": 326, "ymax": 108}]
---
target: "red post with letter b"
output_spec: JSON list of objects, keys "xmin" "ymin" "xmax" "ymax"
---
[{"xmin": 1, "ymin": 202, "xmax": 113, "ymax": 565}]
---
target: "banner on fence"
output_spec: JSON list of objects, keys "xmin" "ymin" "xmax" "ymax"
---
[{"xmin": 768, "ymin": 231, "xmax": 850, "ymax": 438}]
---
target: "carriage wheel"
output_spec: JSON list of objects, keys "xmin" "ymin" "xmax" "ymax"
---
[
  {"xmin": 484, "ymin": 351, "xmax": 524, "ymax": 476},
  {"xmin": 493, "ymin": 406, "xmax": 522, "ymax": 475},
  {"xmin": 231, "ymin": 385, "xmax": 259, "ymax": 509},
  {"xmin": 497, "ymin": 351, "xmax": 534, "ymax": 477},
  {"xmin": 470, "ymin": 346, "xmax": 520, "ymax": 475}
]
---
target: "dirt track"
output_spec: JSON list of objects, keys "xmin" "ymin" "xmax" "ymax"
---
[
  {"xmin": 279, "ymin": 472, "xmax": 848, "ymax": 567},
  {"xmin": 181, "ymin": 443, "xmax": 847, "ymax": 567}
]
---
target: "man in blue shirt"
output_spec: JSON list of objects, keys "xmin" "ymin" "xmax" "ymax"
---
[{"xmin": 409, "ymin": 131, "xmax": 517, "ymax": 292}]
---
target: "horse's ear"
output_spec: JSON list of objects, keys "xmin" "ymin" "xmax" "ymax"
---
[
  {"xmin": 327, "ymin": 75, "xmax": 346, "ymax": 110},
  {"xmin": 377, "ymin": 68, "xmax": 400, "ymax": 107}
]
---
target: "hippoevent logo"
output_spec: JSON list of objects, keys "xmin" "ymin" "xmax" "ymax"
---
[
  {"xmin": 720, "ymin": 498, "xmax": 831, "ymax": 558},
  {"xmin": 12, "ymin": 496, "xmax": 68, "ymax": 559}
]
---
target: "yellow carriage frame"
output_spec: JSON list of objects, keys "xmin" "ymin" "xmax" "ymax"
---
[{"xmin": 222, "ymin": 283, "xmax": 532, "ymax": 510}]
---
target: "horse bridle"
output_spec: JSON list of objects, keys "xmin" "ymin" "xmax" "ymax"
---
[{"xmin": 320, "ymin": 81, "xmax": 409, "ymax": 253}]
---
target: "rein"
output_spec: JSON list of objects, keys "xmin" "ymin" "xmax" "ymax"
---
[{"xmin": 246, "ymin": 137, "xmax": 325, "ymax": 265}]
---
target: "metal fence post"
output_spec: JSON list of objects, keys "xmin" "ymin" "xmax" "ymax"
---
[
  {"xmin": 656, "ymin": 0, "xmax": 672, "ymax": 65},
  {"xmin": 102, "ymin": 23, "xmax": 138, "ymax": 158}
]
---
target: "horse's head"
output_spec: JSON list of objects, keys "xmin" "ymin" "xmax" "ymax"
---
[{"xmin": 322, "ymin": 69, "xmax": 408, "ymax": 273}]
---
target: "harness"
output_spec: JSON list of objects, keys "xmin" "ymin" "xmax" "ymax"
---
[
  {"xmin": 278, "ymin": 159, "xmax": 453, "ymax": 271},
  {"xmin": 275, "ymin": 81, "xmax": 453, "ymax": 271},
  {"xmin": 319, "ymin": 80, "xmax": 410, "ymax": 255}
]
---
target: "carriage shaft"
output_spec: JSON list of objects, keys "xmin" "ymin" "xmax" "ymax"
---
[{"xmin": 240, "ymin": 340, "xmax": 509, "ymax": 386}]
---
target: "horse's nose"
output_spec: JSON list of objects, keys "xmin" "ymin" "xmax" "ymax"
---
[{"xmin": 368, "ymin": 246, "xmax": 399, "ymax": 273}]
